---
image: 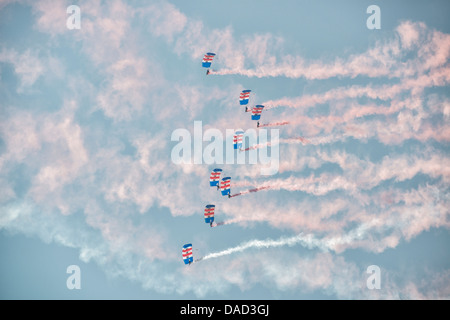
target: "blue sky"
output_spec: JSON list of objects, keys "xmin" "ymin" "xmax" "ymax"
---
[{"xmin": 0, "ymin": 0, "xmax": 449, "ymax": 300}]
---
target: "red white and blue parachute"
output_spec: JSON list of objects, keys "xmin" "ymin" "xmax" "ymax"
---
[
  {"xmin": 239, "ymin": 90, "xmax": 251, "ymax": 105},
  {"xmin": 209, "ymin": 168, "xmax": 222, "ymax": 187},
  {"xmin": 251, "ymin": 105, "xmax": 264, "ymax": 121},
  {"xmin": 234, "ymin": 130, "xmax": 244, "ymax": 149},
  {"xmin": 202, "ymin": 52, "xmax": 216, "ymax": 68},
  {"xmin": 204, "ymin": 205, "xmax": 215, "ymax": 225},
  {"xmin": 220, "ymin": 177, "xmax": 231, "ymax": 196},
  {"xmin": 182, "ymin": 244, "xmax": 193, "ymax": 265}
]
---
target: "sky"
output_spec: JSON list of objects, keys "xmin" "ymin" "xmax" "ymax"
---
[{"xmin": 0, "ymin": 0, "xmax": 449, "ymax": 300}]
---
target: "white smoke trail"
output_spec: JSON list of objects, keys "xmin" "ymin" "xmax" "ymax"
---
[
  {"xmin": 261, "ymin": 65, "xmax": 450, "ymax": 112},
  {"xmin": 229, "ymin": 186, "xmax": 271, "ymax": 198},
  {"xmin": 201, "ymin": 233, "xmax": 324, "ymax": 260},
  {"xmin": 201, "ymin": 222, "xmax": 374, "ymax": 260},
  {"xmin": 203, "ymin": 22, "xmax": 450, "ymax": 82},
  {"xmin": 258, "ymin": 121, "xmax": 290, "ymax": 128},
  {"xmin": 240, "ymin": 135, "xmax": 339, "ymax": 152}
]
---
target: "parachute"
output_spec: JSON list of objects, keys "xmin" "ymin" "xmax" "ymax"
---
[
  {"xmin": 233, "ymin": 130, "xmax": 244, "ymax": 150},
  {"xmin": 220, "ymin": 177, "xmax": 231, "ymax": 197},
  {"xmin": 182, "ymin": 244, "xmax": 194, "ymax": 265},
  {"xmin": 204, "ymin": 204, "xmax": 215, "ymax": 226},
  {"xmin": 251, "ymin": 105, "xmax": 264, "ymax": 121},
  {"xmin": 239, "ymin": 90, "xmax": 251, "ymax": 105},
  {"xmin": 202, "ymin": 52, "xmax": 216, "ymax": 69},
  {"xmin": 209, "ymin": 168, "xmax": 222, "ymax": 187}
]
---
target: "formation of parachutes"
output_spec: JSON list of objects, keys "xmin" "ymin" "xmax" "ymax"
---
[
  {"xmin": 182, "ymin": 52, "xmax": 278, "ymax": 265},
  {"xmin": 202, "ymin": 53, "xmax": 271, "ymax": 126}
]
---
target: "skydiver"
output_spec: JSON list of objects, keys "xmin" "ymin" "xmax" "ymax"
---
[
  {"xmin": 257, "ymin": 121, "xmax": 260, "ymax": 128},
  {"xmin": 217, "ymin": 185, "xmax": 220, "ymax": 190},
  {"xmin": 206, "ymin": 69, "xmax": 210, "ymax": 75},
  {"xmin": 228, "ymin": 193, "xmax": 231, "ymax": 198},
  {"xmin": 245, "ymin": 106, "xmax": 248, "ymax": 112}
]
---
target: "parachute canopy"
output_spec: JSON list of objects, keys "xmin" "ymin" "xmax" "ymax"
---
[
  {"xmin": 182, "ymin": 244, "xmax": 193, "ymax": 265},
  {"xmin": 204, "ymin": 205, "xmax": 215, "ymax": 224},
  {"xmin": 239, "ymin": 90, "xmax": 251, "ymax": 105},
  {"xmin": 220, "ymin": 177, "xmax": 231, "ymax": 196},
  {"xmin": 233, "ymin": 130, "xmax": 244, "ymax": 149},
  {"xmin": 210, "ymin": 168, "xmax": 222, "ymax": 187},
  {"xmin": 202, "ymin": 52, "xmax": 216, "ymax": 68},
  {"xmin": 251, "ymin": 105, "xmax": 264, "ymax": 121}
]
